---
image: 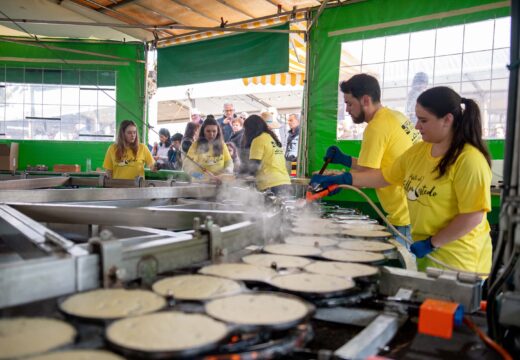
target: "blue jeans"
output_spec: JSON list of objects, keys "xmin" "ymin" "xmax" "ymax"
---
[{"xmin": 390, "ymin": 224, "xmax": 411, "ymax": 250}]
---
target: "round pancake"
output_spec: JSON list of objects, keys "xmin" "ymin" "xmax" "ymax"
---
[
  {"xmin": 205, "ymin": 293, "xmax": 309, "ymax": 326},
  {"xmin": 60, "ymin": 289, "xmax": 166, "ymax": 320},
  {"xmin": 292, "ymin": 218, "xmax": 337, "ymax": 228},
  {"xmin": 305, "ymin": 261, "xmax": 379, "ymax": 278},
  {"xmin": 199, "ymin": 263, "xmax": 276, "ymax": 282},
  {"xmin": 338, "ymin": 240, "xmax": 395, "ymax": 252},
  {"xmin": 106, "ymin": 312, "xmax": 227, "ymax": 353},
  {"xmin": 284, "ymin": 235, "xmax": 338, "ymax": 247},
  {"xmin": 291, "ymin": 225, "xmax": 338, "ymax": 236},
  {"xmin": 270, "ymin": 273, "xmax": 355, "ymax": 293},
  {"xmin": 152, "ymin": 275, "xmax": 242, "ymax": 300},
  {"xmin": 341, "ymin": 229, "xmax": 392, "ymax": 238},
  {"xmin": 242, "ymin": 254, "xmax": 311, "ymax": 268},
  {"xmin": 0, "ymin": 317, "xmax": 76, "ymax": 359},
  {"xmin": 29, "ymin": 350, "xmax": 124, "ymax": 360},
  {"xmin": 338, "ymin": 223, "xmax": 387, "ymax": 231},
  {"xmin": 263, "ymin": 243, "xmax": 322, "ymax": 257},
  {"xmin": 321, "ymin": 249, "xmax": 385, "ymax": 263}
]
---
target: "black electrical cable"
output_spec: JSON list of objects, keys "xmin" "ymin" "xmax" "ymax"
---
[{"xmin": 487, "ymin": 251, "xmax": 519, "ymax": 340}]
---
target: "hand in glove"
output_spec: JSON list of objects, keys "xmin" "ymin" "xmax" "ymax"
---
[
  {"xmin": 324, "ymin": 146, "xmax": 352, "ymax": 167},
  {"xmin": 309, "ymin": 172, "xmax": 352, "ymax": 195},
  {"xmin": 410, "ymin": 237, "xmax": 436, "ymax": 258}
]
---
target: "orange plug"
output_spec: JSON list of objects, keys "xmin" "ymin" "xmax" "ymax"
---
[{"xmin": 418, "ymin": 299, "xmax": 462, "ymax": 339}]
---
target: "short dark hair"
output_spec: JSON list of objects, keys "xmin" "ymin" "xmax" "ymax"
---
[
  {"xmin": 340, "ymin": 74, "xmax": 381, "ymax": 103},
  {"xmin": 171, "ymin": 133, "xmax": 183, "ymax": 142}
]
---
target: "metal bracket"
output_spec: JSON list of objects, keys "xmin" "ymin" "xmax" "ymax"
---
[
  {"xmin": 334, "ymin": 313, "xmax": 401, "ymax": 359},
  {"xmin": 205, "ymin": 216, "xmax": 223, "ymax": 261},
  {"xmin": 91, "ymin": 239, "xmax": 124, "ymax": 288}
]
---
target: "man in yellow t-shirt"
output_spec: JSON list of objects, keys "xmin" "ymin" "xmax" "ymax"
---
[
  {"xmin": 103, "ymin": 143, "xmax": 154, "ymax": 180},
  {"xmin": 310, "ymin": 74, "xmax": 420, "ymax": 247},
  {"xmin": 250, "ymin": 132, "xmax": 291, "ymax": 191}
]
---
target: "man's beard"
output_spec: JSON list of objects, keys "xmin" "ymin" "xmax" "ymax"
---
[{"xmin": 351, "ymin": 109, "xmax": 365, "ymax": 124}]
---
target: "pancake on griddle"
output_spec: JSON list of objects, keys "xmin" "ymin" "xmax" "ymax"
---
[
  {"xmin": 0, "ymin": 317, "xmax": 76, "ymax": 359},
  {"xmin": 199, "ymin": 263, "xmax": 276, "ymax": 282},
  {"xmin": 242, "ymin": 254, "xmax": 311, "ymax": 268},
  {"xmin": 106, "ymin": 312, "xmax": 227, "ymax": 353},
  {"xmin": 60, "ymin": 289, "xmax": 166, "ymax": 320},
  {"xmin": 152, "ymin": 274, "xmax": 242, "ymax": 301},
  {"xmin": 321, "ymin": 249, "xmax": 385, "ymax": 263}
]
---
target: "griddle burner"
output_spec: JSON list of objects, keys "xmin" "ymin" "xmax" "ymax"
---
[{"xmin": 203, "ymin": 323, "xmax": 313, "ymax": 360}]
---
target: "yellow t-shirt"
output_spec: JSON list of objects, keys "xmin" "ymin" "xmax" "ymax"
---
[
  {"xmin": 358, "ymin": 107, "xmax": 421, "ymax": 226},
  {"xmin": 250, "ymin": 132, "xmax": 291, "ymax": 191},
  {"xmin": 184, "ymin": 141, "xmax": 232, "ymax": 179},
  {"xmin": 384, "ymin": 142, "xmax": 492, "ymax": 273},
  {"xmin": 103, "ymin": 143, "xmax": 154, "ymax": 180}
]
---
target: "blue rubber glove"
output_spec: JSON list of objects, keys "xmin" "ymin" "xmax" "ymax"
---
[
  {"xmin": 191, "ymin": 172, "xmax": 204, "ymax": 180},
  {"xmin": 310, "ymin": 172, "xmax": 352, "ymax": 195},
  {"xmin": 410, "ymin": 237, "xmax": 435, "ymax": 258},
  {"xmin": 324, "ymin": 146, "xmax": 352, "ymax": 167}
]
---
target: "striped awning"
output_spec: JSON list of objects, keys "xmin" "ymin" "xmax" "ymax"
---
[{"xmin": 242, "ymin": 72, "xmax": 305, "ymax": 86}]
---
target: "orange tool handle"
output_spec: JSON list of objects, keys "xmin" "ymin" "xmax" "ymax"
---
[{"xmin": 306, "ymin": 184, "xmax": 339, "ymax": 203}]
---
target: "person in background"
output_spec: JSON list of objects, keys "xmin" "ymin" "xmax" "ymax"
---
[
  {"xmin": 183, "ymin": 115, "xmax": 233, "ymax": 180},
  {"xmin": 152, "ymin": 128, "xmax": 172, "ymax": 170},
  {"xmin": 103, "ymin": 120, "xmax": 155, "ymax": 179},
  {"xmin": 226, "ymin": 142, "xmax": 241, "ymax": 173},
  {"xmin": 181, "ymin": 122, "xmax": 200, "ymax": 155},
  {"xmin": 229, "ymin": 117, "xmax": 244, "ymax": 149},
  {"xmin": 334, "ymin": 87, "xmax": 492, "ymax": 274},
  {"xmin": 217, "ymin": 103, "xmax": 235, "ymax": 142},
  {"xmin": 260, "ymin": 110, "xmax": 282, "ymax": 142},
  {"xmin": 242, "ymin": 115, "xmax": 291, "ymax": 195},
  {"xmin": 190, "ymin": 108, "xmax": 203, "ymax": 125},
  {"xmin": 168, "ymin": 132, "xmax": 184, "ymax": 170},
  {"xmin": 310, "ymin": 74, "xmax": 420, "ymax": 249},
  {"xmin": 406, "ymin": 72, "xmax": 429, "ymax": 125},
  {"xmin": 239, "ymin": 112, "xmax": 249, "ymax": 122},
  {"xmin": 285, "ymin": 113, "xmax": 300, "ymax": 163}
]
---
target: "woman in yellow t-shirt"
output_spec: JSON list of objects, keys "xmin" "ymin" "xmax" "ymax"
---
[
  {"xmin": 103, "ymin": 120, "xmax": 155, "ymax": 180},
  {"xmin": 241, "ymin": 115, "xmax": 291, "ymax": 195},
  {"xmin": 182, "ymin": 115, "xmax": 233, "ymax": 181}
]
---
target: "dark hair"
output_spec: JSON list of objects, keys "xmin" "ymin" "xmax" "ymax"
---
[
  {"xmin": 183, "ymin": 122, "xmax": 200, "ymax": 140},
  {"xmin": 171, "ymin": 133, "xmax": 183, "ymax": 142},
  {"xmin": 226, "ymin": 142, "xmax": 239, "ymax": 160},
  {"xmin": 340, "ymin": 73, "xmax": 381, "ymax": 103},
  {"xmin": 417, "ymin": 86, "xmax": 491, "ymax": 178},
  {"xmin": 242, "ymin": 115, "xmax": 282, "ymax": 148},
  {"xmin": 158, "ymin": 128, "xmax": 172, "ymax": 147},
  {"xmin": 197, "ymin": 115, "xmax": 224, "ymax": 155},
  {"xmin": 116, "ymin": 120, "xmax": 139, "ymax": 162}
]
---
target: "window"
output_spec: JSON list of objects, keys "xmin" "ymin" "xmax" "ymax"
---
[
  {"xmin": 337, "ymin": 17, "xmax": 510, "ymax": 140},
  {"xmin": 0, "ymin": 67, "xmax": 116, "ymax": 141}
]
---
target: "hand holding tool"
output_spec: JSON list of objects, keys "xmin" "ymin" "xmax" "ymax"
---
[{"xmin": 324, "ymin": 146, "xmax": 352, "ymax": 167}]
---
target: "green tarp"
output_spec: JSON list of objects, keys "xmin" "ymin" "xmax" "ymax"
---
[{"xmin": 157, "ymin": 24, "xmax": 289, "ymax": 87}]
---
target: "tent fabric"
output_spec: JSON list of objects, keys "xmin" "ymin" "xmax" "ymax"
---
[
  {"xmin": 159, "ymin": 12, "xmax": 306, "ymax": 47},
  {"xmin": 304, "ymin": 0, "xmax": 510, "ymax": 202},
  {"xmin": 157, "ymin": 24, "xmax": 289, "ymax": 87},
  {"xmin": 242, "ymin": 72, "xmax": 305, "ymax": 86}
]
